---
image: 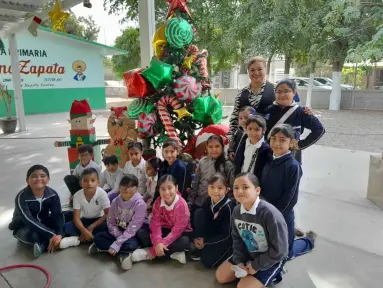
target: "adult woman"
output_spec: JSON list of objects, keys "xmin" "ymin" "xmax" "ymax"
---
[{"xmin": 228, "ymin": 57, "xmax": 275, "ymax": 139}]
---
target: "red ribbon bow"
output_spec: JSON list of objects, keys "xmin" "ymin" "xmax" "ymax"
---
[{"xmin": 113, "ymin": 139, "xmax": 124, "ymax": 146}]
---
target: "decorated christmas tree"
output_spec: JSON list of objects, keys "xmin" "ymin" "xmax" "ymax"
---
[{"xmin": 123, "ymin": 0, "xmax": 223, "ymax": 150}]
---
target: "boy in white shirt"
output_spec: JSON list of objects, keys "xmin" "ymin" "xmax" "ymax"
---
[
  {"xmin": 61, "ymin": 168, "xmax": 110, "ymax": 247},
  {"xmin": 64, "ymin": 144, "xmax": 101, "ymax": 206},
  {"xmin": 100, "ymin": 155, "xmax": 124, "ymax": 202}
]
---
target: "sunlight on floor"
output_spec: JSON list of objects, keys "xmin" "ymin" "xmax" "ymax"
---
[
  {"xmin": 308, "ymin": 270, "xmax": 352, "ymax": 288},
  {"xmin": 0, "ymin": 207, "xmax": 14, "ymax": 229}
]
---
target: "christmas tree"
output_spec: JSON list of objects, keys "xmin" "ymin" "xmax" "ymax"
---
[{"xmin": 123, "ymin": 0, "xmax": 223, "ymax": 150}]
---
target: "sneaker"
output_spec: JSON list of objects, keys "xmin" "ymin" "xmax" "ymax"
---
[
  {"xmin": 33, "ymin": 243, "xmax": 44, "ymax": 258},
  {"xmin": 119, "ymin": 253, "xmax": 133, "ymax": 270},
  {"xmin": 88, "ymin": 243, "xmax": 101, "ymax": 254},
  {"xmin": 132, "ymin": 248, "xmax": 152, "ymax": 262},
  {"xmin": 190, "ymin": 250, "xmax": 201, "ymax": 261},
  {"xmin": 170, "ymin": 251, "xmax": 186, "ymax": 264},
  {"xmin": 306, "ymin": 231, "xmax": 318, "ymax": 242},
  {"xmin": 59, "ymin": 236, "xmax": 80, "ymax": 249},
  {"xmin": 294, "ymin": 227, "xmax": 305, "ymax": 237}
]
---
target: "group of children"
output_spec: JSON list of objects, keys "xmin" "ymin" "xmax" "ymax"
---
[{"xmin": 9, "ymin": 78, "xmax": 324, "ymax": 287}]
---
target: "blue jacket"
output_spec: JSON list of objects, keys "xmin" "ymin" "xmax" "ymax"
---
[
  {"xmin": 158, "ymin": 158, "xmax": 187, "ymax": 194},
  {"xmin": 234, "ymin": 135, "xmax": 272, "ymax": 180},
  {"xmin": 9, "ymin": 186, "xmax": 64, "ymax": 238},
  {"xmin": 265, "ymin": 103, "xmax": 325, "ymax": 150},
  {"xmin": 228, "ymin": 127, "xmax": 244, "ymax": 155},
  {"xmin": 261, "ymin": 152, "xmax": 302, "ymax": 213}
]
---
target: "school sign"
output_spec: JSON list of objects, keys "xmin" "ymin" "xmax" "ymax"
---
[{"xmin": 0, "ymin": 27, "xmax": 127, "ymax": 117}]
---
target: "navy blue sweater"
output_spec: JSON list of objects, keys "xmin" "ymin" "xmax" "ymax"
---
[
  {"xmin": 158, "ymin": 158, "xmax": 187, "ymax": 193},
  {"xmin": 261, "ymin": 153, "xmax": 302, "ymax": 214},
  {"xmin": 234, "ymin": 135, "xmax": 272, "ymax": 180},
  {"xmin": 196, "ymin": 195, "xmax": 236, "ymax": 243},
  {"xmin": 228, "ymin": 128, "xmax": 244, "ymax": 155},
  {"xmin": 265, "ymin": 103, "xmax": 325, "ymax": 150},
  {"xmin": 9, "ymin": 186, "xmax": 64, "ymax": 238}
]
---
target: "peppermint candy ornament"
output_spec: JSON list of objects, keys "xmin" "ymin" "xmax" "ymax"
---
[
  {"xmin": 174, "ymin": 75, "xmax": 202, "ymax": 102},
  {"xmin": 127, "ymin": 98, "xmax": 147, "ymax": 119},
  {"xmin": 137, "ymin": 112, "xmax": 157, "ymax": 138},
  {"xmin": 165, "ymin": 17, "xmax": 193, "ymax": 49}
]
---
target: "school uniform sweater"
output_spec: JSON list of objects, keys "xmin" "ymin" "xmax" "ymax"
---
[
  {"xmin": 158, "ymin": 158, "xmax": 187, "ymax": 194},
  {"xmin": 261, "ymin": 152, "xmax": 302, "ymax": 214},
  {"xmin": 231, "ymin": 199, "xmax": 288, "ymax": 271},
  {"xmin": 188, "ymin": 156, "xmax": 234, "ymax": 207},
  {"xmin": 234, "ymin": 135, "xmax": 272, "ymax": 179},
  {"xmin": 123, "ymin": 158, "xmax": 147, "ymax": 195},
  {"xmin": 9, "ymin": 186, "xmax": 64, "ymax": 239},
  {"xmin": 265, "ymin": 102, "xmax": 325, "ymax": 150},
  {"xmin": 197, "ymin": 195, "xmax": 236, "ymax": 244},
  {"xmin": 107, "ymin": 193, "xmax": 147, "ymax": 252},
  {"xmin": 100, "ymin": 167, "xmax": 124, "ymax": 194},
  {"xmin": 73, "ymin": 160, "xmax": 101, "ymax": 178},
  {"xmin": 228, "ymin": 128, "xmax": 244, "ymax": 155},
  {"xmin": 150, "ymin": 194, "xmax": 192, "ymax": 249}
]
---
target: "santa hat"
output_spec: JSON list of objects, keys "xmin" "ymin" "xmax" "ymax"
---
[
  {"xmin": 195, "ymin": 124, "xmax": 230, "ymax": 147},
  {"xmin": 111, "ymin": 106, "xmax": 127, "ymax": 119},
  {"xmin": 70, "ymin": 99, "xmax": 92, "ymax": 119}
]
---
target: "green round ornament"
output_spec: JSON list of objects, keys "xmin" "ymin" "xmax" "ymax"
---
[
  {"xmin": 141, "ymin": 57, "xmax": 174, "ymax": 89},
  {"xmin": 128, "ymin": 98, "xmax": 148, "ymax": 119},
  {"xmin": 165, "ymin": 17, "xmax": 193, "ymax": 49}
]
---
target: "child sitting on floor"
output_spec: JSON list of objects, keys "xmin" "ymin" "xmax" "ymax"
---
[
  {"xmin": 9, "ymin": 165, "xmax": 65, "ymax": 258},
  {"xmin": 89, "ymin": 175, "xmax": 147, "ymax": 271},
  {"xmin": 132, "ymin": 175, "xmax": 192, "ymax": 265},
  {"xmin": 100, "ymin": 155, "xmax": 124, "ymax": 202},
  {"xmin": 64, "ymin": 144, "xmax": 101, "ymax": 204},
  {"xmin": 192, "ymin": 173, "xmax": 236, "ymax": 268},
  {"xmin": 61, "ymin": 168, "xmax": 110, "ymax": 248},
  {"xmin": 123, "ymin": 142, "xmax": 146, "ymax": 196},
  {"xmin": 216, "ymin": 172, "xmax": 289, "ymax": 288}
]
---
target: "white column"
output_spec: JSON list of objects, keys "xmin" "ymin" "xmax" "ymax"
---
[
  {"xmin": 306, "ymin": 73, "xmax": 314, "ymax": 107},
  {"xmin": 8, "ymin": 33, "xmax": 26, "ymax": 131},
  {"xmin": 329, "ymin": 71, "xmax": 341, "ymax": 110},
  {"xmin": 138, "ymin": 0, "xmax": 155, "ymax": 67}
]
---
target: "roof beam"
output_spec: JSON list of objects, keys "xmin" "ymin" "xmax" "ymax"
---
[
  {"xmin": 1, "ymin": 0, "xmax": 84, "ymax": 37},
  {"xmin": 0, "ymin": 15, "xmax": 23, "ymax": 23},
  {"xmin": 0, "ymin": 1, "xmax": 42, "ymax": 13}
]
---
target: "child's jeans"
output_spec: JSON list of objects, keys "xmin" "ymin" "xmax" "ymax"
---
[
  {"xmin": 94, "ymin": 231, "xmax": 140, "ymax": 253},
  {"xmin": 64, "ymin": 217, "xmax": 107, "ymax": 237},
  {"xmin": 136, "ymin": 223, "xmax": 191, "ymax": 257},
  {"xmin": 64, "ymin": 175, "xmax": 81, "ymax": 196},
  {"xmin": 283, "ymin": 209, "xmax": 314, "ymax": 259}
]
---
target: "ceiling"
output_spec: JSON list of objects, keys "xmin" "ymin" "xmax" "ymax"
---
[{"xmin": 0, "ymin": 0, "xmax": 84, "ymax": 37}]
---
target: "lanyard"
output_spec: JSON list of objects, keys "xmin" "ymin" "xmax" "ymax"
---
[{"xmin": 247, "ymin": 148, "xmax": 259, "ymax": 173}]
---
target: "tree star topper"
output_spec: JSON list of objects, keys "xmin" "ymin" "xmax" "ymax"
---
[
  {"xmin": 48, "ymin": 0, "xmax": 69, "ymax": 33},
  {"xmin": 166, "ymin": 0, "xmax": 191, "ymax": 19}
]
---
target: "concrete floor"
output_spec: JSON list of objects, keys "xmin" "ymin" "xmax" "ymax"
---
[{"xmin": 1, "ymin": 111, "xmax": 383, "ymax": 287}]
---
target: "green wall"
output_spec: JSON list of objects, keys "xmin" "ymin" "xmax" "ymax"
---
[{"xmin": 0, "ymin": 87, "xmax": 106, "ymax": 117}]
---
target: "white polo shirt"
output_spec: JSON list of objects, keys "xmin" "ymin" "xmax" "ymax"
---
[{"xmin": 73, "ymin": 187, "xmax": 110, "ymax": 219}]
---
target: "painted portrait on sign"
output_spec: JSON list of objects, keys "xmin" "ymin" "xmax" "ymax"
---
[{"xmin": 72, "ymin": 60, "xmax": 87, "ymax": 81}]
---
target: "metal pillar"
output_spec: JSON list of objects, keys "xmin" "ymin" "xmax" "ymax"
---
[
  {"xmin": 138, "ymin": 0, "xmax": 155, "ymax": 67},
  {"xmin": 8, "ymin": 33, "xmax": 26, "ymax": 131}
]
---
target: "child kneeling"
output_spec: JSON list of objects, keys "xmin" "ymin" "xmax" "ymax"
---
[
  {"xmin": 132, "ymin": 175, "xmax": 192, "ymax": 264},
  {"xmin": 89, "ymin": 175, "xmax": 147, "ymax": 270},
  {"xmin": 192, "ymin": 173, "xmax": 236, "ymax": 268},
  {"xmin": 216, "ymin": 173, "xmax": 288, "ymax": 288}
]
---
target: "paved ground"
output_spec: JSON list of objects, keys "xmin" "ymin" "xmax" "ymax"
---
[{"xmin": 1, "ymin": 106, "xmax": 383, "ymax": 287}]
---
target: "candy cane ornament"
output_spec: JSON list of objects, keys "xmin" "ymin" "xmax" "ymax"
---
[{"xmin": 157, "ymin": 95, "xmax": 183, "ymax": 146}]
